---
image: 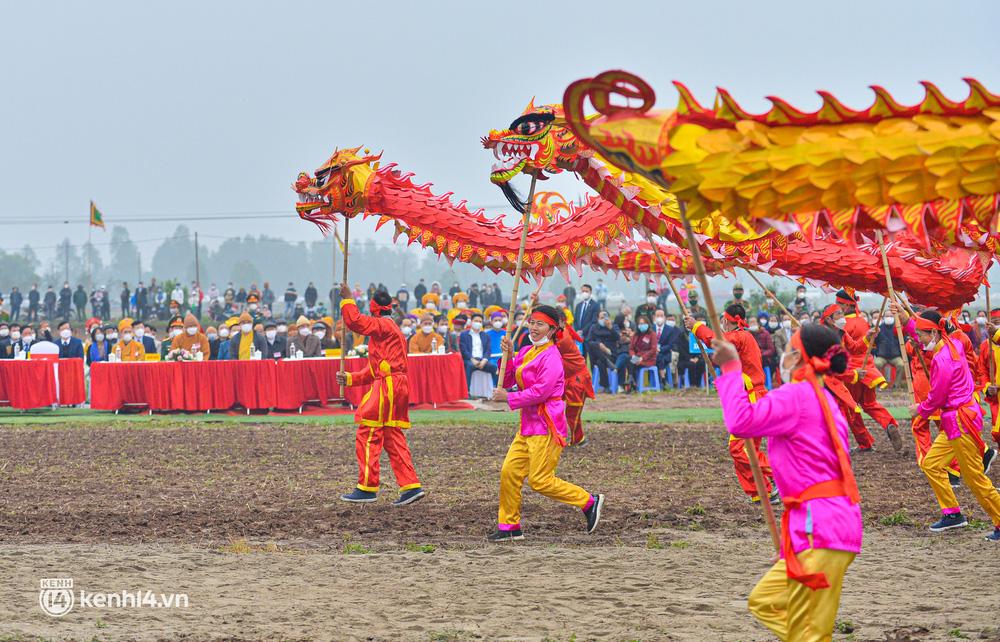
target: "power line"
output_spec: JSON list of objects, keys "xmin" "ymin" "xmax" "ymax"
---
[{"xmin": 0, "ymin": 203, "xmax": 517, "ymax": 226}]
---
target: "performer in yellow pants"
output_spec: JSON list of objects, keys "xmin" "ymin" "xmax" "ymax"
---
[
  {"xmin": 488, "ymin": 305, "xmax": 604, "ymax": 541},
  {"xmin": 909, "ymin": 311, "xmax": 1000, "ymax": 540},
  {"xmin": 498, "ymin": 433, "xmax": 590, "ymax": 528},
  {"xmin": 749, "ymin": 548, "xmax": 855, "ymax": 642}
]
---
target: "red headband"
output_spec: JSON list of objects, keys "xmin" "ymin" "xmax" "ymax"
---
[
  {"xmin": 820, "ymin": 304, "xmax": 840, "ymax": 322},
  {"xmin": 723, "ymin": 311, "xmax": 747, "ymax": 328},
  {"xmin": 991, "ymin": 310, "xmax": 1000, "ymax": 319},
  {"xmin": 913, "ymin": 315, "xmax": 943, "ymax": 332},
  {"xmin": 369, "ymin": 299, "xmax": 393, "ymax": 315},
  {"xmin": 530, "ymin": 310, "xmax": 563, "ymax": 341}
]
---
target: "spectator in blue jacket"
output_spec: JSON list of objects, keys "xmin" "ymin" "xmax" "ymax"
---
[{"xmin": 459, "ymin": 312, "xmax": 497, "ymax": 386}]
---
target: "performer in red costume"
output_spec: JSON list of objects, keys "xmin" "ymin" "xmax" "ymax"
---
[
  {"xmin": 336, "ymin": 284, "xmax": 425, "ymax": 506},
  {"xmin": 834, "ymin": 290, "xmax": 902, "ymax": 452},
  {"xmin": 686, "ymin": 304, "xmax": 778, "ymax": 504},
  {"xmin": 556, "ymin": 310, "xmax": 594, "ymax": 446}
]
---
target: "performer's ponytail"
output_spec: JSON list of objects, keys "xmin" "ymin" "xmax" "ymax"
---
[{"xmin": 798, "ymin": 324, "xmax": 848, "ymax": 375}]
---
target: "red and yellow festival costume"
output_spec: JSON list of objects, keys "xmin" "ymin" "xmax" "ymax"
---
[
  {"xmin": 340, "ymin": 297, "xmax": 421, "ymax": 494},
  {"xmin": 837, "ymin": 294, "xmax": 897, "ymax": 443},
  {"xmin": 978, "ymin": 317, "xmax": 1000, "ymax": 445},
  {"xmin": 693, "ymin": 315, "xmax": 773, "ymax": 499},
  {"xmin": 556, "ymin": 327, "xmax": 594, "ymax": 446},
  {"xmin": 497, "ymin": 328, "xmax": 594, "ymax": 532},
  {"xmin": 914, "ymin": 316, "xmax": 1000, "ymax": 527}
]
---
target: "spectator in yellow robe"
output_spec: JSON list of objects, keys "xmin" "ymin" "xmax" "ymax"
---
[
  {"xmin": 408, "ymin": 313, "xmax": 444, "ymax": 354},
  {"xmin": 115, "ymin": 318, "xmax": 146, "ymax": 362}
]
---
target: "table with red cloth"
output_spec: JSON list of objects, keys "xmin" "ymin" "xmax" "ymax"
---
[
  {"xmin": 0, "ymin": 358, "xmax": 85, "ymax": 409},
  {"xmin": 89, "ymin": 353, "xmax": 467, "ymax": 412}
]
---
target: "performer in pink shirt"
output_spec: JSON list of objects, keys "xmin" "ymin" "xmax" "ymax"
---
[
  {"xmin": 712, "ymin": 323, "xmax": 862, "ymax": 640},
  {"xmin": 908, "ymin": 310, "xmax": 1000, "ymax": 540},
  {"xmin": 488, "ymin": 305, "xmax": 604, "ymax": 542}
]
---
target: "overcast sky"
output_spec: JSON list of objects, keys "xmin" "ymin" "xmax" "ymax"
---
[{"xmin": 2, "ymin": 0, "xmax": 998, "ymax": 280}]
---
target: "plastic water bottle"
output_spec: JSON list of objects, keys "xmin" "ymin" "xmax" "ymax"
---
[{"xmin": 431, "ymin": 338, "xmax": 438, "ymax": 353}]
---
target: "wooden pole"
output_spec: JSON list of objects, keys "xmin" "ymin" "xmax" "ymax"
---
[
  {"xmin": 642, "ymin": 231, "xmax": 715, "ymax": 388},
  {"xmin": 495, "ymin": 173, "xmax": 539, "ymax": 388},
  {"xmin": 340, "ymin": 218, "xmax": 350, "ymax": 376},
  {"xmin": 510, "ymin": 276, "xmax": 547, "ymax": 347},
  {"xmin": 875, "ymin": 231, "xmax": 915, "ymax": 398},
  {"xmin": 859, "ymin": 296, "xmax": 889, "ymax": 372},
  {"xmin": 894, "ymin": 292, "xmax": 932, "ymax": 381},
  {"xmin": 744, "ymin": 271, "xmax": 799, "ymax": 328},
  {"xmin": 676, "ymin": 203, "xmax": 781, "ymax": 554}
]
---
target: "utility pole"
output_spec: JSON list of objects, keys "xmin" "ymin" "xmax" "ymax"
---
[
  {"xmin": 194, "ymin": 232, "xmax": 201, "ymax": 287},
  {"xmin": 137, "ymin": 251, "xmax": 142, "ymax": 282},
  {"xmin": 64, "ymin": 241, "xmax": 70, "ymax": 284}
]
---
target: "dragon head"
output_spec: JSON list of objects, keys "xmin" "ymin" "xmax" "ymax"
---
[
  {"xmin": 482, "ymin": 100, "xmax": 586, "ymax": 213},
  {"xmin": 293, "ymin": 146, "xmax": 381, "ymax": 230}
]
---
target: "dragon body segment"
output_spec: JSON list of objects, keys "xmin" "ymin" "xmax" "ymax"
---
[
  {"xmin": 561, "ymin": 70, "xmax": 1000, "ymax": 250},
  {"xmin": 293, "ymin": 94, "xmax": 986, "ymax": 306}
]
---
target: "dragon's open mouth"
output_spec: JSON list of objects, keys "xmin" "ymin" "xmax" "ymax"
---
[{"xmin": 488, "ymin": 141, "xmax": 537, "ymax": 183}]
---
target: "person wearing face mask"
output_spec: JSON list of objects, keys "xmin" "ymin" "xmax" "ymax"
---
[
  {"xmin": 227, "ymin": 311, "xmax": 266, "ymax": 360},
  {"xmin": 873, "ymin": 313, "xmax": 904, "ymax": 386},
  {"xmin": 750, "ymin": 313, "xmax": 777, "ymax": 380},
  {"xmin": 132, "ymin": 321, "xmax": 157, "ymax": 355},
  {"xmin": 891, "ymin": 303, "xmax": 991, "ymax": 487},
  {"xmin": 791, "ymin": 285, "xmax": 811, "ymax": 316},
  {"xmin": 585, "ymin": 310, "xmax": 620, "ymax": 392},
  {"xmin": 769, "ymin": 317, "xmax": 789, "ymax": 383},
  {"xmin": 627, "ymin": 315, "xmax": 658, "ymax": 393},
  {"xmin": 651, "ymin": 311, "xmax": 680, "ymax": 385},
  {"xmin": 205, "ymin": 326, "xmax": 221, "ymax": 360},
  {"xmin": 901, "ymin": 310, "xmax": 1000, "ymax": 541},
  {"xmin": 398, "ymin": 317, "xmax": 416, "ymax": 343},
  {"xmin": 460, "ymin": 312, "xmax": 497, "ymax": 388},
  {"xmin": 334, "ymin": 284, "xmax": 425, "ymax": 506},
  {"xmin": 685, "ymin": 290, "xmax": 707, "ymax": 319},
  {"xmin": 724, "ymin": 283, "xmax": 745, "ymax": 311},
  {"xmin": 573, "ymin": 284, "xmax": 598, "ymax": 336},
  {"xmin": 86, "ymin": 325, "xmax": 111, "ymax": 365},
  {"xmin": 56, "ymin": 320, "xmax": 85, "ymax": 359},
  {"xmin": 420, "ymin": 292, "xmax": 440, "ymax": 313},
  {"xmin": 820, "ymin": 304, "xmax": 875, "ymax": 451},
  {"xmin": 244, "ymin": 293, "xmax": 263, "ymax": 323},
  {"xmin": 443, "ymin": 314, "xmax": 465, "ymax": 354},
  {"xmin": 488, "ymin": 305, "xmax": 604, "ymax": 541},
  {"xmin": 408, "ymin": 314, "xmax": 444, "ymax": 354},
  {"xmin": 168, "ymin": 312, "xmax": 210, "ymax": 358},
  {"xmin": 0, "ymin": 323, "xmax": 12, "ymax": 359},
  {"xmin": 834, "ymin": 291, "xmax": 902, "ymax": 453},
  {"xmin": 634, "ymin": 289, "xmax": 660, "ymax": 325},
  {"xmin": 686, "ymin": 305, "xmax": 778, "ymax": 504},
  {"xmin": 15, "ymin": 325, "xmax": 36, "ymax": 356},
  {"xmin": 115, "ymin": 318, "xmax": 146, "ymax": 362},
  {"xmin": 711, "ymin": 323, "xmax": 862, "ymax": 639},
  {"xmin": 261, "ymin": 320, "xmax": 287, "ymax": 359},
  {"xmin": 451, "ymin": 291, "xmax": 469, "ymax": 312},
  {"xmin": 288, "ymin": 315, "xmax": 322, "ymax": 358},
  {"xmin": 485, "ymin": 312, "xmax": 507, "ymax": 367},
  {"xmin": 216, "ymin": 318, "xmax": 238, "ymax": 360}
]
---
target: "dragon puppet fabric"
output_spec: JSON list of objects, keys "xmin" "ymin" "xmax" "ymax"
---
[
  {"xmin": 561, "ymin": 69, "xmax": 1000, "ymax": 253},
  {"xmin": 293, "ymin": 89, "xmax": 988, "ymax": 307}
]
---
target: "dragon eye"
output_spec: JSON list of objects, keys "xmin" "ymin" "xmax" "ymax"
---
[{"xmin": 508, "ymin": 113, "xmax": 555, "ymax": 136}]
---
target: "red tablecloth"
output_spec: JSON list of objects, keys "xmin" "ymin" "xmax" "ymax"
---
[
  {"xmin": 57, "ymin": 358, "xmax": 86, "ymax": 405},
  {"xmin": 0, "ymin": 360, "xmax": 58, "ymax": 409},
  {"xmin": 90, "ymin": 353, "xmax": 467, "ymax": 412}
]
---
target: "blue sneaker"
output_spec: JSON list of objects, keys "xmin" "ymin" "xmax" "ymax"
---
[
  {"xmin": 392, "ymin": 487, "xmax": 426, "ymax": 506},
  {"xmin": 985, "ymin": 527, "xmax": 1000, "ymax": 542},
  {"xmin": 340, "ymin": 488, "xmax": 378, "ymax": 503},
  {"xmin": 929, "ymin": 513, "xmax": 968, "ymax": 532}
]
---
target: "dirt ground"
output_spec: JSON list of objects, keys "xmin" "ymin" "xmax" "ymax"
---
[{"xmin": 1, "ymin": 406, "xmax": 999, "ymax": 641}]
